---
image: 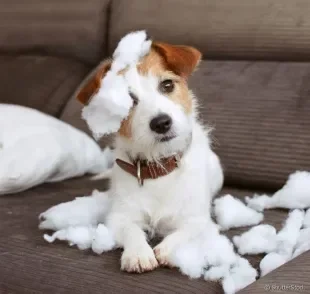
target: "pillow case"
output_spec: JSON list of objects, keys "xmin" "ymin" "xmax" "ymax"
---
[{"xmin": 0, "ymin": 104, "xmax": 112, "ymax": 195}]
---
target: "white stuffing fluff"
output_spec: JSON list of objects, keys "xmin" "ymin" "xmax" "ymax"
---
[
  {"xmin": 260, "ymin": 209, "xmax": 304, "ymax": 276},
  {"xmin": 44, "ymin": 223, "xmax": 116, "ymax": 254},
  {"xmin": 233, "ymin": 224, "xmax": 277, "ymax": 255},
  {"xmin": 292, "ymin": 228, "xmax": 310, "ymax": 258},
  {"xmin": 276, "ymin": 209, "xmax": 304, "ymax": 255},
  {"xmin": 303, "ymin": 208, "xmax": 310, "ymax": 228},
  {"xmin": 169, "ymin": 224, "xmax": 238, "ymax": 279},
  {"xmin": 221, "ymin": 257, "xmax": 257, "ymax": 294},
  {"xmin": 39, "ymin": 190, "xmax": 110, "ymax": 231},
  {"xmin": 81, "ymin": 30, "xmax": 151, "ymax": 139},
  {"xmin": 92, "ymin": 224, "xmax": 116, "ymax": 254},
  {"xmin": 169, "ymin": 223, "xmax": 257, "ymax": 293},
  {"xmin": 111, "ymin": 31, "xmax": 152, "ymax": 72},
  {"xmin": 214, "ymin": 194, "xmax": 264, "ymax": 230},
  {"xmin": 259, "ymin": 252, "xmax": 288, "ymax": 277},
  {"xmin": 246, "ymin": 171, "xmax": 310, "ymax": 211},
  {"xmin": 204, "ymin": 256, "xmax": 257, "ymax": 294},
  {"xmin": 44, "ymin": 226, "xmax": 96, "ymax": 250}
]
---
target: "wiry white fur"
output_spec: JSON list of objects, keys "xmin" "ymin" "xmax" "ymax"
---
[
  {"xmin": 214, "ymin": 195, "xmax": 263, "ymax": 230},
  {"xmin": 246, "ymin": 171, "xmax": 310, "ymax": 211},
  {"xmin": 108, "ymin": 116, "xmax": 224, "ymax": 272},
  {"xmin": 82, "ymin": 31, "xmax": 151, "ymax": 138},
  {"xmin": 260, "ymin": 209, "xmax": 304, "ymax": 276},
  {"xmin": 233, "ymin": 224, "xmax": 277, "ymax": 255}
]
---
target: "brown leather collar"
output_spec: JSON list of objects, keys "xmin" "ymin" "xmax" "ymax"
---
[{"xmin": 116, "ymin": 154, "xmax": 182, "ymax": 186}]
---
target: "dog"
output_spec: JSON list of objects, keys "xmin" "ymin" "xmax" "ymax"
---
[{"xmin": 76, "ymin": 39, "xmax": 224, "ymax": 273}]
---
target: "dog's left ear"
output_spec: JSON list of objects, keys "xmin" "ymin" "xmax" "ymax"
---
[{"xmin": 152, "ymin": 42, "xmax": 202, "ymax": 78}]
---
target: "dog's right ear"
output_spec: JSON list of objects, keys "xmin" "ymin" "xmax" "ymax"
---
[{"xmin": 76, "ymin": 60, "xmax": 112, "ymax": 105}]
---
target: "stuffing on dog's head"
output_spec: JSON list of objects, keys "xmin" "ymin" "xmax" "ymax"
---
[{"xmin": 77, "ymin": 32, "xmax": 201, "ymax": 160}]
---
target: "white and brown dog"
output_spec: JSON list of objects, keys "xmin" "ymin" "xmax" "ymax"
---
[{"xmin": 75, "ymin": 36, "xmax": 224, "ymax": 273}]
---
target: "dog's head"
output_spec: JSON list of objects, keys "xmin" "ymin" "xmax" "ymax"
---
[{"xmin": 77, "ymin": 42, "xmax": 201, "ymax": 160}]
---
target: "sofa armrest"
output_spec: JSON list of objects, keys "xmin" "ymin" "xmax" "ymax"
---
[
  {"xmin": 0, "ymin": 0, "xmax": 111, "ymax": 65},
  {"xmin": 240, "ymin": 252, "xmax": 310, "ymax": 293}
]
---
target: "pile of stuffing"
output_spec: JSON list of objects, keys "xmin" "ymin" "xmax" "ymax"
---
[{"xmin": 40, "ymin": 171, "xmax": 310, "ymax": 294}]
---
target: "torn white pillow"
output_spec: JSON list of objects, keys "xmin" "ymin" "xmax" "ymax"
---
[
  {"xmin": 246, "ymin": 171, "xmax": 310, "ymax": 211},
  {"xmin": 0, "ymin": 104, "xmax": 112, "ymax": 195},
  {"xmin": 214, "ymin": 194, "xmax": 263, "ymax": 230},
  {"xmin": 233, "ymin": 224, "xmax": 277, "ymax": 255},
  {"xmin": 39, "ymin": 190, "xmax": 110, "ymax": 231},
  {"xmin": 81, "ymin": 30, "xmax": 152, "ymax": 138}
]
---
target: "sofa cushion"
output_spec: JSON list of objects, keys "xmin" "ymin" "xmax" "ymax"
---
[
  {"xmin": 0, "ymin": 181, "xmax": 290, "ymax": 294},
  {"xmin": 109, "ymin": 0, "xmax": 310, "ymax": 61},
  {"xmin": 0, "ymin": 0, "xmax": 110, "ymax": 65},
  {"xmin": 0, "ymin": 55, "xmax": 89, "ymax": 117},
  {"xmin": 191, "ymin": 60, "xmax": 310, "ymax": 190}
]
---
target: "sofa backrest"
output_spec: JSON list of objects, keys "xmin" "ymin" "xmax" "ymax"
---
[
  {"xmin": 109, "ymin": 0, "xmax": 310, "ymax": 62},
  {"xmin": 107, "ymin": 0, "xmax": 310, "ymax": 191},
  {"xmin": 0, "ymin": 0, "xmax": 110, "ymax": 65}
]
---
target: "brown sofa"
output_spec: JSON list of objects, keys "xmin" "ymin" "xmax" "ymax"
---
[{"xmin": 1, "ymin": 0, "xmax": 310, "ymax": 293}]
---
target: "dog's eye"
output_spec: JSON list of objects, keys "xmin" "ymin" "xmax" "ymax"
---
[
  {"xmin": 159, "ymin": 79, "xmax": 175, "ymax": 94},
  {"xmin": 129, "ymin": 92, "xmax": 139, "ymax": 106}
]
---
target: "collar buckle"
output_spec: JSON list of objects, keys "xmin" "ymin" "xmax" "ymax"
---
[{"xmin": 136, "ymin": 160, "xmax": 144, "ymax": 186}]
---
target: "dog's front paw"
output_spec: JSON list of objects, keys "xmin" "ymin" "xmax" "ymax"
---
[
  {"xmin": 153, "ymin": 242, "xmax": 174, "ymax": 268},
  {"xmin": 121, "ymin": 246, "xmax": 158, "ymax": 273}
]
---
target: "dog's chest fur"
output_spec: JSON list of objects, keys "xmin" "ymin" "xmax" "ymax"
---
[{"xmin": 108, "ymin": 120, "xmax": 222, "ymax": 236}]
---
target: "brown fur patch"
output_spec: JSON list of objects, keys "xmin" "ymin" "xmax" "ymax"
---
[
  {"xmin": 152, "ymin": 42, "xmax": 202, "ymax": 79},
  {"xmin": 137, "ymin": 49, "xmax": 194, "ymax": 114},
  {"xmin": 76, "ymin": 60, "xmax": 111, "ymax": 105},
  {"xmin": 118, "ymin": 108, "xmax": 134, "ymax": 138}
]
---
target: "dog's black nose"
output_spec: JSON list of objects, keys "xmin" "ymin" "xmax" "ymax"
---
[{"xmin": 150, "ymin": 114, "xmax": 172, "ymax": 134}]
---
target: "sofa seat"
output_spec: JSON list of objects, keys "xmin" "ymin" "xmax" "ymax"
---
[
  {"xmin": 0, "ymin": 176, "xmax": 300, "ymax": 294},
  {"xmin": 0, "ymin": 55, "xmax": 90, "ymax": 117}
]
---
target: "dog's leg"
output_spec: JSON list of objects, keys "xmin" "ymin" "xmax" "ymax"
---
[
  {"xmin": 107, "ymin": 217, "xmax": 158, "ymax": 273},
  {"xmin": 154, "ymin": 217, "xmax": 209, "ymax": 266}
]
